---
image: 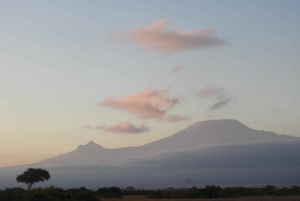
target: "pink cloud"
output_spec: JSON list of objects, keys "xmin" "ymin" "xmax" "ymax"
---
[
  {"xmin": 197, "ymin": 87, "xmax": 224, "ymax": 98},
  {"xmin": 105, "ymin": 122, "xmax": 149, "ymax": 134},
  {"xmin": 166, "ymin": 115, "xmax": 190, "ymax": 122},
  {"xmin": 85, "ymin": 122, "xmax": 149, "ymax": 134},
  {"xmin": 171, "ymin": 64, "xmax": 187, "ymax": 73},
  {"xmin": 127, "ymin": 19, "xmax": 225, "ymax": 54},
  {"xmin": 100, "ymin": 88, "xmax": 181, "ymax": 119}
]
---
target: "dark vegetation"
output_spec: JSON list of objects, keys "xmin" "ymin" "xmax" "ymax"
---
[
  {"xmin": 0, "ymin": 186, "xmax": 98, "ymax": 201},
  {"xmin": 1, "ymin": 185, "xmax": 300, "ymax": 201},
  {"xmin": 0, "ymin": 168, "xmax": 298, "ymax": 200},
  {"xmin": 145, "ymin": 185, "xmax": 300, "ymax": 199}
]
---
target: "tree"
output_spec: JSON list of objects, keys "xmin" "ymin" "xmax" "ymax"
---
[
  {"xmin": 125, "ymin": 186, "xmax": 135, "ymax": 191},
  {"xmin": 16, "ymin": 168, "xmax": 50, "ymax": 191}
]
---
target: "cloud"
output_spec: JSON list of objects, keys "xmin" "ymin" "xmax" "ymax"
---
[
  {"xmin": 85, "ymin": 122, "xmax": 149, "ymax": 134},
  {"xmin": 126, "ymin": 19, "xmax": 225, "ymax": 54},
  {"xmin": 165, "ymin": 115, "xmax": 190, "ymax": 122},
  {"xmin": 94, "ymin": 125, "xmax": 106, "ymax": 130},
  {"xmin": 197, "ymin": 87, "xmax": 224, "ymax": 98},
  {"xmin": 198, "ymin": 86, "xmax": 236, "ymax": 110},
  {"xmin": 105, "ymin": 122, "xmax": 149, "ymax": 134},
  {"xmin": 209, "ymin": 96, "xmax": 234, "ymax": 110},
  {"xmin": 171, "ymin": 64, "xmax": 187, "ymax": 73},
  {"xmin": 172, "ymin": 66, "xmax": 183, "ymax": 73},
  {"xmin": 83, "ymin": 124, "xmax": 92, "ymax": 129},
  {"xmin": 100, "ymin": 88, "xmax": 181, "ymax": 119}
]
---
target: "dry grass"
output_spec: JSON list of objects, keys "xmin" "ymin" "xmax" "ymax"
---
[{"xmin": 101, "ymin": 195, "xmax": 300, "ymax": 201}]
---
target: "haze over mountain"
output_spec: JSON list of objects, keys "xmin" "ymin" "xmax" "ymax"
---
[
  {"xmin": 1, "ymin": 119, "xmax": 299, "ymax": 189},
  {"xmin": 36, "ymin": 119, "xmax": 296, "ymax": 166},
  {"xmin": 144, "ymin": 178, "xmax": 200, "ymax": 190}
]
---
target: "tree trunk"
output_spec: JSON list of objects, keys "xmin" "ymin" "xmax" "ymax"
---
[{"xmin": 28, "ymin": 183, "xmax": 32, "ymax": 191}]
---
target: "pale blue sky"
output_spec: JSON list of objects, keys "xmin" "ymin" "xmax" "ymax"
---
[{"xmin": 0, "ymin": 0, "xmax": 300, "ymax": 166}]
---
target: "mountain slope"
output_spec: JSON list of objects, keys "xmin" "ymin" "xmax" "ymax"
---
[
  {"xmin": 1, "ymin": 139, "xmax": 300, "ymax": 189},
  {"xmin": 143, "ymin": 119, "xmax": 294, "ymax": 150},
  {"xmin": 36, "ymin": 119, "xmax": 296, "ymax": 166}
]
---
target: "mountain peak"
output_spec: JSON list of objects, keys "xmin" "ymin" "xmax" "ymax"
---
[
  {"xmin": 86, "ymin": 140, "xmax": 98, "ymax": 146},
  {"xmin": 82, "ymin": 140, "xmax": 103, "ymax": 148},
  {"xmin": 181, "ymin": 119, "xmax": 294, "ymax": 144},
  {"xmin": 75, "ymin": 140, "xmax": 104, "ymax": 152},
  {"xmin": 190, "ymin": 119, "xmax": 247, "ymax": 128},
  {"xmin": 187, "ymin": 119, "xmax": 250, "ymax": 133}
]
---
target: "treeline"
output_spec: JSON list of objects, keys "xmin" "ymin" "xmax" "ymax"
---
[
  {"xmin": 145, "ymin": 185, "xmax": 300, "ymax": 199},
  {"xmin": 0, "ymin": 186, "xmax": 99, "ymax": 201},
  {"xmin": 1, "ymin": 185, "xmax": 300, "ymax": 201},
  {"xmin": 124, "ymin": 185, "xmax": 300, "ymax": 198}
]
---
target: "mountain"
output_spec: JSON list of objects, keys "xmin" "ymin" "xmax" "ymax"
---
[
  {"xmin": 2, "ymin": 139, "xmax": 300, "ymax": 189},
  {"xmin": 36, "ymin": 119, "xmax": 296, "ymax": 166},
  {"xmin": 140, "ymin": 119, "xmax": 294, "ymax": 151},
  {"xmin": 0, "ymin": 119, "xmax": 299, "ymax": 189}
]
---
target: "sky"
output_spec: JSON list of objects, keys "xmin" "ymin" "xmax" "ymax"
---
[{"xmin": 0, "ymin": 0, "xmax": 300, "ymax": 167}]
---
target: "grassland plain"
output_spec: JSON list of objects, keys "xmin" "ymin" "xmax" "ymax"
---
[{"xmin": 101, "ymin": 195, "xmax": 300, "ymax": 201}]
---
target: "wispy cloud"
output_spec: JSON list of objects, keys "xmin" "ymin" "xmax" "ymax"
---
[
  {"xmin": 83, "ymin": 124, "xmax": 92, "ymax": 129},
  {"xmin": 125, "ymin": 19, "xmax": 225, "ymax": 54},
  {"xmin": 94, "ymin": 125, "xmax": 106, "ymax": 130},
  {"xmin": 197, "ymin": 87, "xmax": 224, "ymax": 98},
  {"xmin": 100, "ymin": 88, "xmax": 181, "ymax": 119},
  {"xmin": 198, "ymin": 86, "xmax": 236, "ymax": 110},
  {"xmin": 171, "ymin": 64, "xmax": 187, "ymax": 73},
  {"xmin": 84, "ymin": 122, "xmax": 149, "ymax": 134},
  {"xmin": 166, "ymin": 115, "xmax": 190, "ymax": 122},
  {"xmin": 209, "ymin": 96, "xmax": 234, "ymax": 110}
]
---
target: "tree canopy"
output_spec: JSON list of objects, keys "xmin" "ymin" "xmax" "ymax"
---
[{"xmin": 16, "ymin": 168, "xmax": 50, "ymax": 191}]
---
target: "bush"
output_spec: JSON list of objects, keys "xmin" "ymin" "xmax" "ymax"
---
[
  {"xmin": 42, "ymin": 186, "xmax": 66, "ymax": 201},
  {"xmin": 28, "ymin": 192, "xmax": 52, "ymax": 201},
  {"xmin": 96, "ymin": 187, "xmax": 122, "ymax": 198},
  {"xmin": 74, "ymin": 191, "xmax": 98, "ymax": 201},
  {"xmin": 0, "ymin": 188, "xmax": 27, "ymax": 201}
]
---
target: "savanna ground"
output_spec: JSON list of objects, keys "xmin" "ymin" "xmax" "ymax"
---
[{"xmin": 101, "ymin": 195, "xmax": 300, "ymax": 201}]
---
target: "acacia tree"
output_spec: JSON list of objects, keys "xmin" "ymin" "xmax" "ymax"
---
[{"xmin": 16, "ymin": 168, "xmax": 50, "ymax": 191}]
